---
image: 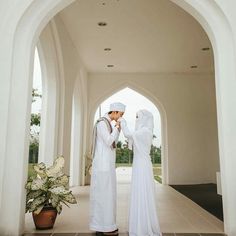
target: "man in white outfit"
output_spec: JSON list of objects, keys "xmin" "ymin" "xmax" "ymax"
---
[{"xmin": 89, "ymin": 102, "xmax": 126, "ymax": 236}]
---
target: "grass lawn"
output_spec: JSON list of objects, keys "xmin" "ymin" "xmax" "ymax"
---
[
  {"xmin": 154, "ymin": 175, "xmax": 162, "ymax": 184},
  {"xmin": 116, "ymin": 163, "xmax": 132, "ymax": 167},
  {"xmin": 28, "ymin": 163, "xmax": 36, "ymax": 178},
  {"xmin": 153, "ymin": 166, "xmax": 162, "ymax": 175}
]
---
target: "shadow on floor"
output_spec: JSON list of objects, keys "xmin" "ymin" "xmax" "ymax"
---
[{"xmin": 170, "ymin": 183, "xmax": 223, "ymax": 221}]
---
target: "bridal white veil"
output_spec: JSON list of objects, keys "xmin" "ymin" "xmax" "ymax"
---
[{"xmin": 135, "ymin": 109, "xmax": 154, "ymax": 132}]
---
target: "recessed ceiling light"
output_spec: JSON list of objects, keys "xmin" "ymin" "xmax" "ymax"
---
[
  {"xmin": 202, "ymin": 47, "xmax": 210, "ymax": 51},
  {"xmin": 104, "ymin": 48, "xmax": 111, "ymax": 51},
  {"xmin": 191, "ymin": 65, "xmax": 198, "ymax": 68},
  {"xmin": 98, "ymin": 22, "xmax": 107, "ymax": 26},
  {"xmin": 107, "ymin": 65, "xmax": 114, "ymax": 67}
]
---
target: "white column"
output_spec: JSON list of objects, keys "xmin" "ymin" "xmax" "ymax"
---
[
  {"xmin": 172, "ymin": 1, "xmax": 236, "ymax": 235},
  {"xmin": 0, "ymin": 0, "xmax": 34, "ymax": 219},
  {"xmin": 0, "ymin": 1, "xmax": 74, "ymax": 235},
  {"xmin": 214, "ymin": 42, "xmax": 236, "ymax": 235},
  {"xmin": 70, "ymin": 87, "xmax": 82, "ymax": 186},
  {"xmin": 0, "ymin": 40, "xmax": 34, "ymax": 235},
  {"xmin": 37, "ymin": 23, "xmax": 60, "ymax": 166}
]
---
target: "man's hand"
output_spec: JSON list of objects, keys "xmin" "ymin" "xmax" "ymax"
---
[{"xmin": 115, "ymin": 121, "xmax": 121, "ymax": 131}]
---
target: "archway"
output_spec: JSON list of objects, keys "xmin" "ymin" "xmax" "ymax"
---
[
  {"xmin": 94, "ymin": 87, "xmax": 163, "ymax": 184},
  {"xmin": 1, "ymin": 1, "xmax": 236, "ymax": 235},
  {"xmin": 89, "ymin": 81, "xmax": 168, "ymax": 186}
]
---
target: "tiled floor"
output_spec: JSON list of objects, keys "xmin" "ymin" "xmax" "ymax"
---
[
  {"xmin": 171, "ymin": 184, "xmax": 223, "ymax": 221},
  {"xmin": 23, "ymin": 233, "xmax": 226, "ymax": 236},
  {"xmin": 24, "ymin": 169, "xmax": 224, "ymax": 235}
]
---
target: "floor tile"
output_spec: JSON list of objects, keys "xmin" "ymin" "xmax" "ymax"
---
[
  {"xmin": 77, "ymin": 234, "xmax": 95, "ymax": 236},
  {"xmin": 24, "ymin": 182, "xmax": 224, "ymax": 234},
  {"xmin": 175, "ymin": 234, "xmax": 200, "ymax": 236},
  {"xmin": 52, "ymin": 233, "xmax": 77, "ymax": 236},
  {"xmin": 200, "ymin": 234, "xmax": 226, "ymax": 236},
  {"xmin": 171, "ymin": 184, "xmax": 223, "ymax": 221},
  {"xmin": 23, "ymin": 234, "xmax": 52, "ymax": 236}
]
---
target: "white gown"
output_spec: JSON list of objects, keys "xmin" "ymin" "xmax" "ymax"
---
[
  {"xmin": 90, "ymin": 114, "xmax": 120, "ymax": 232},
  {"xmin": 120, "ymin": 110, "xmax": 162, "ymax": 236}
]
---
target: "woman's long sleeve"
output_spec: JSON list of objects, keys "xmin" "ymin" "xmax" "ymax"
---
[
  {"xmin": 120, "ymin": 119, "xmax": 133, "ymax": 139},
  {"xmin": 120, "ymin": 119, "xmax": 134, "ymax": 150}
]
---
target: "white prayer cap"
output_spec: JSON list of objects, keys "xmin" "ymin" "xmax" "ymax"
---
[{"xmin": 109, "ymin": 102, "xmax": 126, "ymax": 112}]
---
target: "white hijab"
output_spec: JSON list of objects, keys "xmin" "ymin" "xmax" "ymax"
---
[{"xmin": 135, "ymin": 109, "xmax": 154, "ymax": 133}]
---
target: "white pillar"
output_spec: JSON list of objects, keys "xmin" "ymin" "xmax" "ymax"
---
[
  {"xmin": 172, "ymin": 1, "xmax": 236, "ymax": 235},
  {"xmin": 0, "ymin": 1, "xmax": 74, "ymax": 235},
  {"xmin": 214, "ymin": 40, "xmax": 236, "ymax": 235},
  {"xmin": 0, "ymin": 0, "xmax": 34, "ymax": 218},
  {"xmin": 70, "ymin": 85, "xmax": 83, "ymax": 187},
  {"xmin": 0, "ymin": 37, "xmax": 34, "ymax": 235},
  {"xmin": 37, "ymin": 23, "xmax": 60, "ymax": 166}
]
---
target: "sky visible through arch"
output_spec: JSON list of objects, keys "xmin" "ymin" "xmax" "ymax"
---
[
  {"xmin": 94, "ymin": 88, "xmax": 162, "ymax": 147},
  {"xmin": 32, "ymin": 48, "xmax": 42, "ymax": 114}
]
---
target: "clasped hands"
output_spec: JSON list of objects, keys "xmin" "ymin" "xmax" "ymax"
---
[{"xmin": 115, "ymin": 117, "xmax": 126, "ymax": 132}]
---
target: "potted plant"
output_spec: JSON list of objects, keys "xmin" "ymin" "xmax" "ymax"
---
[{"xmin": 25, "ymin": 156, "xmax": 77, "ymax": 230}]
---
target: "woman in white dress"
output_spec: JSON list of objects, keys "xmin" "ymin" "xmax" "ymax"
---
[{"xmin": 119, "ymin": 109, "xmax": 162, "ymax": 236}]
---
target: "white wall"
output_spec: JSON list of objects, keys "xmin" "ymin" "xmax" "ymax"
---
[{"xmin": 88, "ymin": 72, "xmax": 220, "ymax": 185}]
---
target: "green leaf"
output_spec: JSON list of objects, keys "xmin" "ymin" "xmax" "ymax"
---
[
  {"xmin": 34, "ymin": 204, "xmax": 44, "ymax": 215},
  {"xmin": 46, "ymin": 156, "xmax": 64, "ymax": 177},
  {"xmin": 26, "ymin": 201, "xmax": 32, "ymax": 213},
  {"xmin": 29, "ymin": 196, "xmax": 46, "ymax": 212},
  {"xmin": 51, "ymin": 194, "xmax": 60, "ymax": 208},
  {"xmin": 56, "ymin": 204, "xmax": 62, "ymax": 214},
  {"xmin": 63, "ymin": 193, "xmax": 77, "ymax": 204},
  {"xmin": 34, "ymin": 163, "xmax": 46, "ymax": 177},
  {"xmin": 25, "ymin": 156, "xmax": 77, "ymax": 215},
  {"xmin": 31, "ymin": 113, "xmax": 41, "ymax": 126},
  {"xmin": 26, "ymin": 190, "xmax": 43, "ymax": 202},
  {"xmin": 53, "ymin": 175, "xmax": 69, "ymax": 187},
  {"xmin": 61, "ymin": 200, "xmax": 70, "ymax": 208},
  {"xmin": 25, "ymin": 181, "xmax": 32, "ymax": 190},
  {"xmin": 31, "ymin": 178, "xmax": 47, "ymax": 191},
  {"xmin": 49, "ymin": 186, "xmax": 70, "ymax": 195}
]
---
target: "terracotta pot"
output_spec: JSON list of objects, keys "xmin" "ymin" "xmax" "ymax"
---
[{"xmin": 32, "ymin": 205, "xmax": 57, "ymax": 230}]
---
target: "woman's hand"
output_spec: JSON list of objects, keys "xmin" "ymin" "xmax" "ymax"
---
[{"xmin": 118, "ymin": 117, "xmax": 127, "ymax": 128}]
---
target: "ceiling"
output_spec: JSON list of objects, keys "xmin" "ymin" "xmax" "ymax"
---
[{"xmin": 59, "ymin": 0, "xmax": 214, "ymax": 73}]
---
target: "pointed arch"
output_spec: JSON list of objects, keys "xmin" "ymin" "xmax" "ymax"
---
[{"xmin": 91, "ymin": 81, "xmax": 169, "ymax": 185}]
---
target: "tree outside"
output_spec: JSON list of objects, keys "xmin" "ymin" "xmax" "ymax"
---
[{"xmin": 28, "ymin": 88, "xmax": 41, "ymax": 164}]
